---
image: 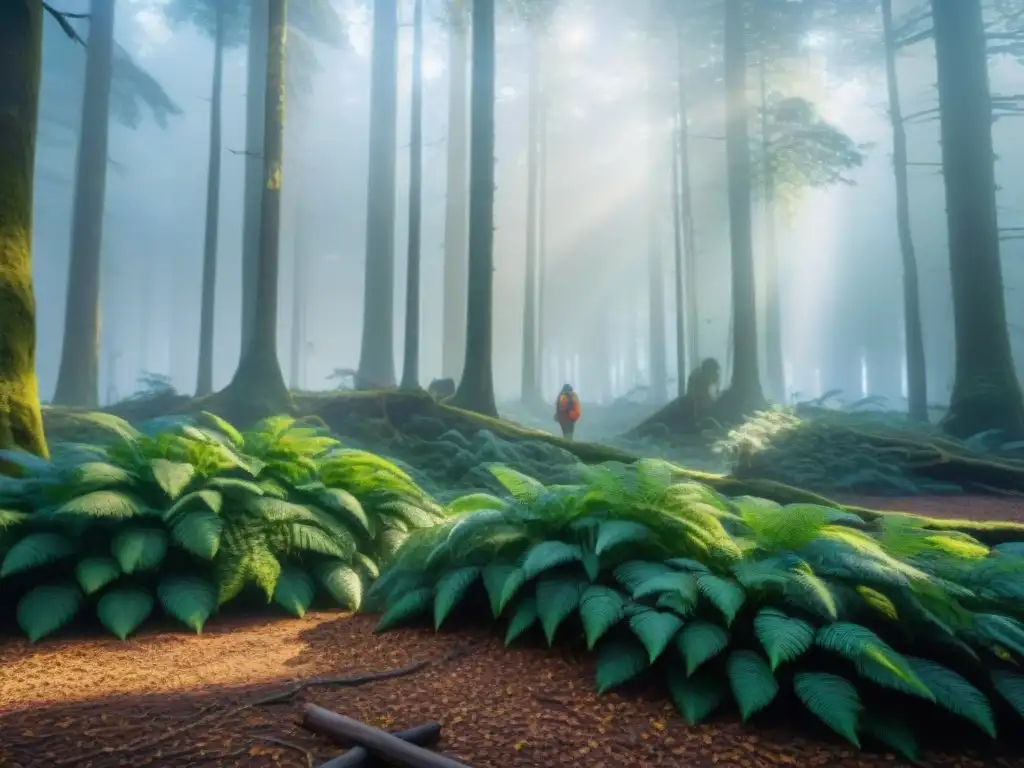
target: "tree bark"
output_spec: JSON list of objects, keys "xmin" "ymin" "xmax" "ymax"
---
[
  {"xmin": 441, "ymin": 14, "xmax": 470, "ymax": 383},
  {"xmin": 450, "ymin": 0, "xmax": 498, "ymax": 417},
  {"xmin": 52, "ymin": 0, "xmax": 116, "ymax": 408},
  {"xmin": 931, "ymin": 0, "xmax": 1024, "ymax": 438},
  {"xmin": 758, "ymin": 50, "xmax": 784, "ymax": 404},
  {"xmin": 537, "ymin": 78, "xmax": 549, "ymax": 395},
  {"xmin": 0, "ymin": 0, "xmax": 47, "ymax": 457},
  {"xmin": 195, "ymin": 2, "xmax": 226, "ymax": 397},
  {"xmin": 718, "ymin": 0, "xmax": 765, "ymax": 416},
  {"xmin": 520, "ymin": 30, "xmax": 542, "ymax": 406},
  {"xmin": 241, "ymin": 0, "xmax": 269, "ymax": 355},
  {"xmin": 356, "ymin": 0, "xmax": 399, "ymax": 390},
  {"xmin": 400, "ymin": 0, "xmax": 425, "ymax": 391},
  {"xmin": 288, "ymin": 195, "xmax": 307, "ymax": 391},
  {"xmin": 670, "ymin": 115, "xmax": 686, "ymax": 401},
  {"xmin": 218, "ymin": 0, "xmax": 290, "ymax": 417},
  {"xmin": 881, "ymin": 0, "xmax": 928, "ymax": 422},
  {"xmin": 675, "ymin": 19, "xmax": 699, "ymax": 376},
  {"xmin": 645, "ymin": 2, "xmax": 667, "ymax": 406}
]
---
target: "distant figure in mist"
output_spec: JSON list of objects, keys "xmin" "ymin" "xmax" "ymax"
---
[{"xmin": 554, "ymin": 384, "xmax": 582, "ymax": 441}]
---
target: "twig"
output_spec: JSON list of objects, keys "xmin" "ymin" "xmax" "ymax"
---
[
  {"xmin": 251, "ymin": 660, "xmax": 432, "ymax": 706},
  {"xmin": 257, "ymin": 735, "xmax": 315, "ymax": 768},
  {"xmin": 42, "ymin": 3, "xmax": 86, "ymax": 45}
]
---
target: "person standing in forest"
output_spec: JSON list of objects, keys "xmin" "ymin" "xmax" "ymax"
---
[{"xmin": 554, "ymin": 383, "xmax": 582, "ymax": 440}]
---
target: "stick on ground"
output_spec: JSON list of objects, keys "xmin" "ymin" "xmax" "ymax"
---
[
  {"xmin": 303, "ymin": 704, "xmax": 470, "ymax": 768},
  {"xmin": 317, "ymin": 723, "xmax": 442, "ymax": 768}
]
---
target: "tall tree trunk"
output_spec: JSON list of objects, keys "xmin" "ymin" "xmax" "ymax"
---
[
  {"xmin": 289, "ymin": 197, "xmax": 306, "ymax": 391},
  {"xmin": 758, "ymin": 50, "xmax": 784, "ymax": 403},
  {"xmin": 931, "ymin": 0, "xmax": 1024, "ymax": 437},
  {"xmin": 400, "ymin": 0, "xmax": 425, "ymax": 391},
  {"xmin": 52, "ymin": 0, "xmax": 115, "ymax": 407},
  {"xmin": 719, "ymin": 0, "xmax": 764, "ymax": 415},
  {"xmin": 441, "ymin": 11, "xmax": 470, "ymax": 382},
  {"xmin": 450, "ymin": 0, "xmax": 498, "ymax": 417},
  {"xmin": 670, "ymin": 115, "xmax": 686, "ymax": 400},
  {"xmin": 241, "ymin": 0, "xmax": 269, "ymax": 354},
  {"xmin": 196, "ymin": 3, "xmax": 225, "ymax": 397},
  {"xmin": 520, "ymin": 30, "xmax": 542, "ymax": 405},
  {"xmin": 220, "ymin": 0, "xmax": 290, "ymax": 414},
  {"xmin": 356, "ymin": 0, "xmax": 399, "ymax": 390},
  {"xmin": 537, "ymin": 75, "xmax": 549, "ymax": 395},
  {"xmin": 675, "ymin": 19, "xmax": 699, "ymax": 376},
  {"xmin": 645, "ymin": 9, "xmax": 667, "ymax": 406},
  {"xmin": 881, "ymin": 0, "xmax": 928, "ymax": 422},
  {"xmin": 0, "ymin": 0, "xmax": 47, "ymax": 457}
]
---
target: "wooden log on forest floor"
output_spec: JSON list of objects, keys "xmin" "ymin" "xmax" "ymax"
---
[
  {"xmin": 303, "ymin": 704, "xmax": 471, "ymax": 768},
  {"xmin": 317, "ymin": 722, "xmax": 442, "ymax": 768}
]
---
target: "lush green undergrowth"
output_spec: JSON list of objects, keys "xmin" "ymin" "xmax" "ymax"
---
[
  {"xmin": 715, "ymin": 404, "xmax": 1024, "ymax": 495},
  {"xmin": 0, "ymin": 413, "xmax": 444, "ymax": 642},
  {"xmin": 368, "ymin": 459, "xmax": 1024, "ymax": 760}
]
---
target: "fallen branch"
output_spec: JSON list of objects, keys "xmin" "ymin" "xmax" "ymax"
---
[
  {"xmin": 315, "ymin": 722, "xmax": 442, "ymax": 768},
  {"xmin": 258, "ymin": 735, "xmax": 315, "ymax": 768},
  {"xmin": 251, "ymin": 660, "xmax": 431, "ymax": 706},
  {"xmin": 303, "ymin": 705, "xmax": 470, "ymax": 768}
]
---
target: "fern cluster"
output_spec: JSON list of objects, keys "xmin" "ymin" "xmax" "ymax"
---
[
  {"xmin": 368, "ymin": 459, "xmax": 1024, "ymax": 760},
  {"xmin": 0, "ymin": 412, "xmax": 444, "ymax": 642}
]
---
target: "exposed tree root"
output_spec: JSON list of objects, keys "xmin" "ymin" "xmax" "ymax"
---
[{"xmin": 250, "ymin": 660, "xmax": 432, "ymax": 706}]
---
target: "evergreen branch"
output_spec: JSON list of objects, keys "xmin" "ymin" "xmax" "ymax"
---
[{"xmin": 42, "ymin": 3, "xmax": 87, "ymax": 45}]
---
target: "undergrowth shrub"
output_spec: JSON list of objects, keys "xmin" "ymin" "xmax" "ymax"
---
[
  {"xmin": 368, "ymin": 459, "xmax": 1024, "ymax": 759},
  {"xmin": 0, "ymin": 412, "xmax": 444, "ymax": 642}
]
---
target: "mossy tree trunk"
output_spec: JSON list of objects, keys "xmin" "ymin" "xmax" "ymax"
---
[
  {"xmin": 356, "ymin": 0, "xmax": 399, "ymax": 390},
  {"xmin": 520, "ymin": 28, "xmax": 542, "ymax": 407},
  {"xmin": 400, "ymin": 0, "xmax": 424, "ymax": 391},
  {"xmin": 931, "ymin": 0, "xmax": 1024, "ymax": 438},
  {"xmin": 195, "ymin": 0, "xmax": 226, "ymax": 397},
  {"xmin": 718, "ymin": 0, "xmax": 765, "ymax": 418},
  {"xmin": 881, "ymin": 0, "xmax": 927, "ymax": 422},
  {"xmin": 241, "ymin": 0, "xmax": 269, "ymax": 355},
  {"xmin": 217, "ymin": 0, "xmax": 290, "ymax": 419},
  {"xmin": 0, "ymin": 0, "xmax": 47, "ymax": 458},
  {"xmin": 52, "ymin": 0, "xmax": 116, "ymax": 408},
  {"xmin": 450, "ymin": 0, "xmax": 499, "ymax": 418},
  {"xmin": 441, "ymin": 5, "xmax": 470, "ymax": 383}
]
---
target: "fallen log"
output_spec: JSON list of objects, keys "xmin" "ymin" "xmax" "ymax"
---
[
  {"xmin": 303, "ymin": 704, "xmax": 470, "ymax": 768},
  {"xmin": 318, "ymin": 723, "xmax": 442, "ymax": 768}
]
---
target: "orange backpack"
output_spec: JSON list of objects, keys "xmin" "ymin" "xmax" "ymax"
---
[{"xmin": 557, "ymin": 392, "xmax": 581, "ymax": 422}]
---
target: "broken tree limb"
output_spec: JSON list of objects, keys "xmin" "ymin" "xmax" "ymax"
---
[
  {"xmin": 303, "ymin": 705, "xmax": 470, "ymax": 768},
  {"xmin": 317, "ymin": 723, "xmax": 442, "ymax": 768}
]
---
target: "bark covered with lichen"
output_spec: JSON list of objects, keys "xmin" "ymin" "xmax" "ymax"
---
[{"xmin": 0, "ymin": 1, "xmax": 47, "ymax": 458}]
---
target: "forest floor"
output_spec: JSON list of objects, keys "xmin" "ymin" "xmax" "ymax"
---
[{"xmin": 3, "ymin": 495, "xmax": 1023, "ymax": 768}]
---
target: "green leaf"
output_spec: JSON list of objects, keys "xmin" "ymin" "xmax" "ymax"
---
[
  {"xmin": 149, "ymin": 459, "xmax": 196, "ymax": 500},
  {"xmin": 676, "ymin": 620, "xmax": 729, "ymax": 676},
  {"xmin": 376, "ymin": 586, "xmax": 433, "ymax": 632},
  {"xmin": 434, "ymin": 566, "xmax": 481, "ymax": 629},
  {"xmin": 793, "ymin": 672, "xmax": 862, "ymax": 747},
  {"xmin": 315, "ymin": 487, "xmax": 373, "ymax": 536},
  {"xmin": 1, "ymin": 532, "xmax": 76, "ymax": 577},
  {"xmin": 668, "ymin": 667, "xmax": 727, "ymax": 724},
  {"xmin": 54, "ymin": 490, "xmax": 149, "ymax": 519},
  {"xmin": 157, "ymin": 576, "xmax": 217, "ymax": 632},
  {"xmin": 65, "ymin": 461, "xmax": 135, "ymax": 491},
  {"xmin": 696, "ymin": 574, "xmax": 746, "ymax": 625},
  {"xmin": 17, "ymin": 583, "xmax": 83, "ymax": 642},
  {"xmin": 482, "ymin": 562, "xmax": 521, "ymax": 617},
  {"xmin": 111, "ymin": 528, "xmax": 168, "ymax": 573},
  {"xmin": 579, "ymin": 585, "xmax": 626, "ymax": 649},
  {"xmin": 815, "ymin": 622, "xmax": 931, "ymax": 700},
  {"xmin": 273, "ymin": 567, "xmax": 316, "ymax": 617},
  {"xmin": 170, "ymin": 509, "xmax": 222, "ymax": 559},
  {"xmin": 75, "ymin": 557, "xmax": 120, "ymax": 595},
  {"xmin": 594, "ymin": 520, "xmax": 650, "ymax": 555},
  {"xmin": 97, "ymin": 587, "xmax": 154, "ymax": 640},
  {"xmin": 990, "ymin": 670, "xmax": 1024, "ymax": 720},
  {"xmin": 665, "ymin": 557, "xmax": 711, "ymax": 574},
  {"xmin": 656, "ymin": 590, "xmax": 696, "ymax": 618},
  {"xmin": 504, "ymin": 593, "xmax": 539, "ymax": 646},
  {"xmin": 856, "ymin": 586, "xmax": 898, "ymax": 620},
  {"xmin": 520, "ymin": 540, "xmax": 583, "ymax": 581},
  {"xmin": 726, "ymin": 650, "xmax": 778, "ymax": 721},
  {"xmin": 215, "ymin": 538, "xmax": 281, "ymax": 604},
  {"xmin": 594, "ymin": 636, "xmax": 649, "ymax": 694},
  {"xmin": 204, "ymin": 477, "xmax": 265, "ymax": 497},
  {"xmin": 489, "ymin": 465, "xmax": 546, "ymax": 503},
  {"xmin": 613, "ymin": 560, "xmax": 674, "ymax": 592},
  {"xmin": 753, "ymin": 608, "xmax": 814, "ymax": 670},
  {"xmin": 318, "ymin": 561, "xmax": 363, "ymax": 610},
  {"xmin": 633, "ymin": 571, "xmax": 698, "ymax": 604},
  {"xmin": 859, "ymin": 710, "xmax": 918, "ymax": 763},
  {"xmin": 629, "ymin": 609, "xmax": 684, "ymax": 663},
  {"xmin": 905, "ymin": 656, "xmax": 994, "ymax": 737},
  {"xmin": 198, "ymin": 411, "xmax": 245, "ymax": 448},
  {"xmin": 536, "ymin": 577, "xmax": 585, "ymax": 645}
]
